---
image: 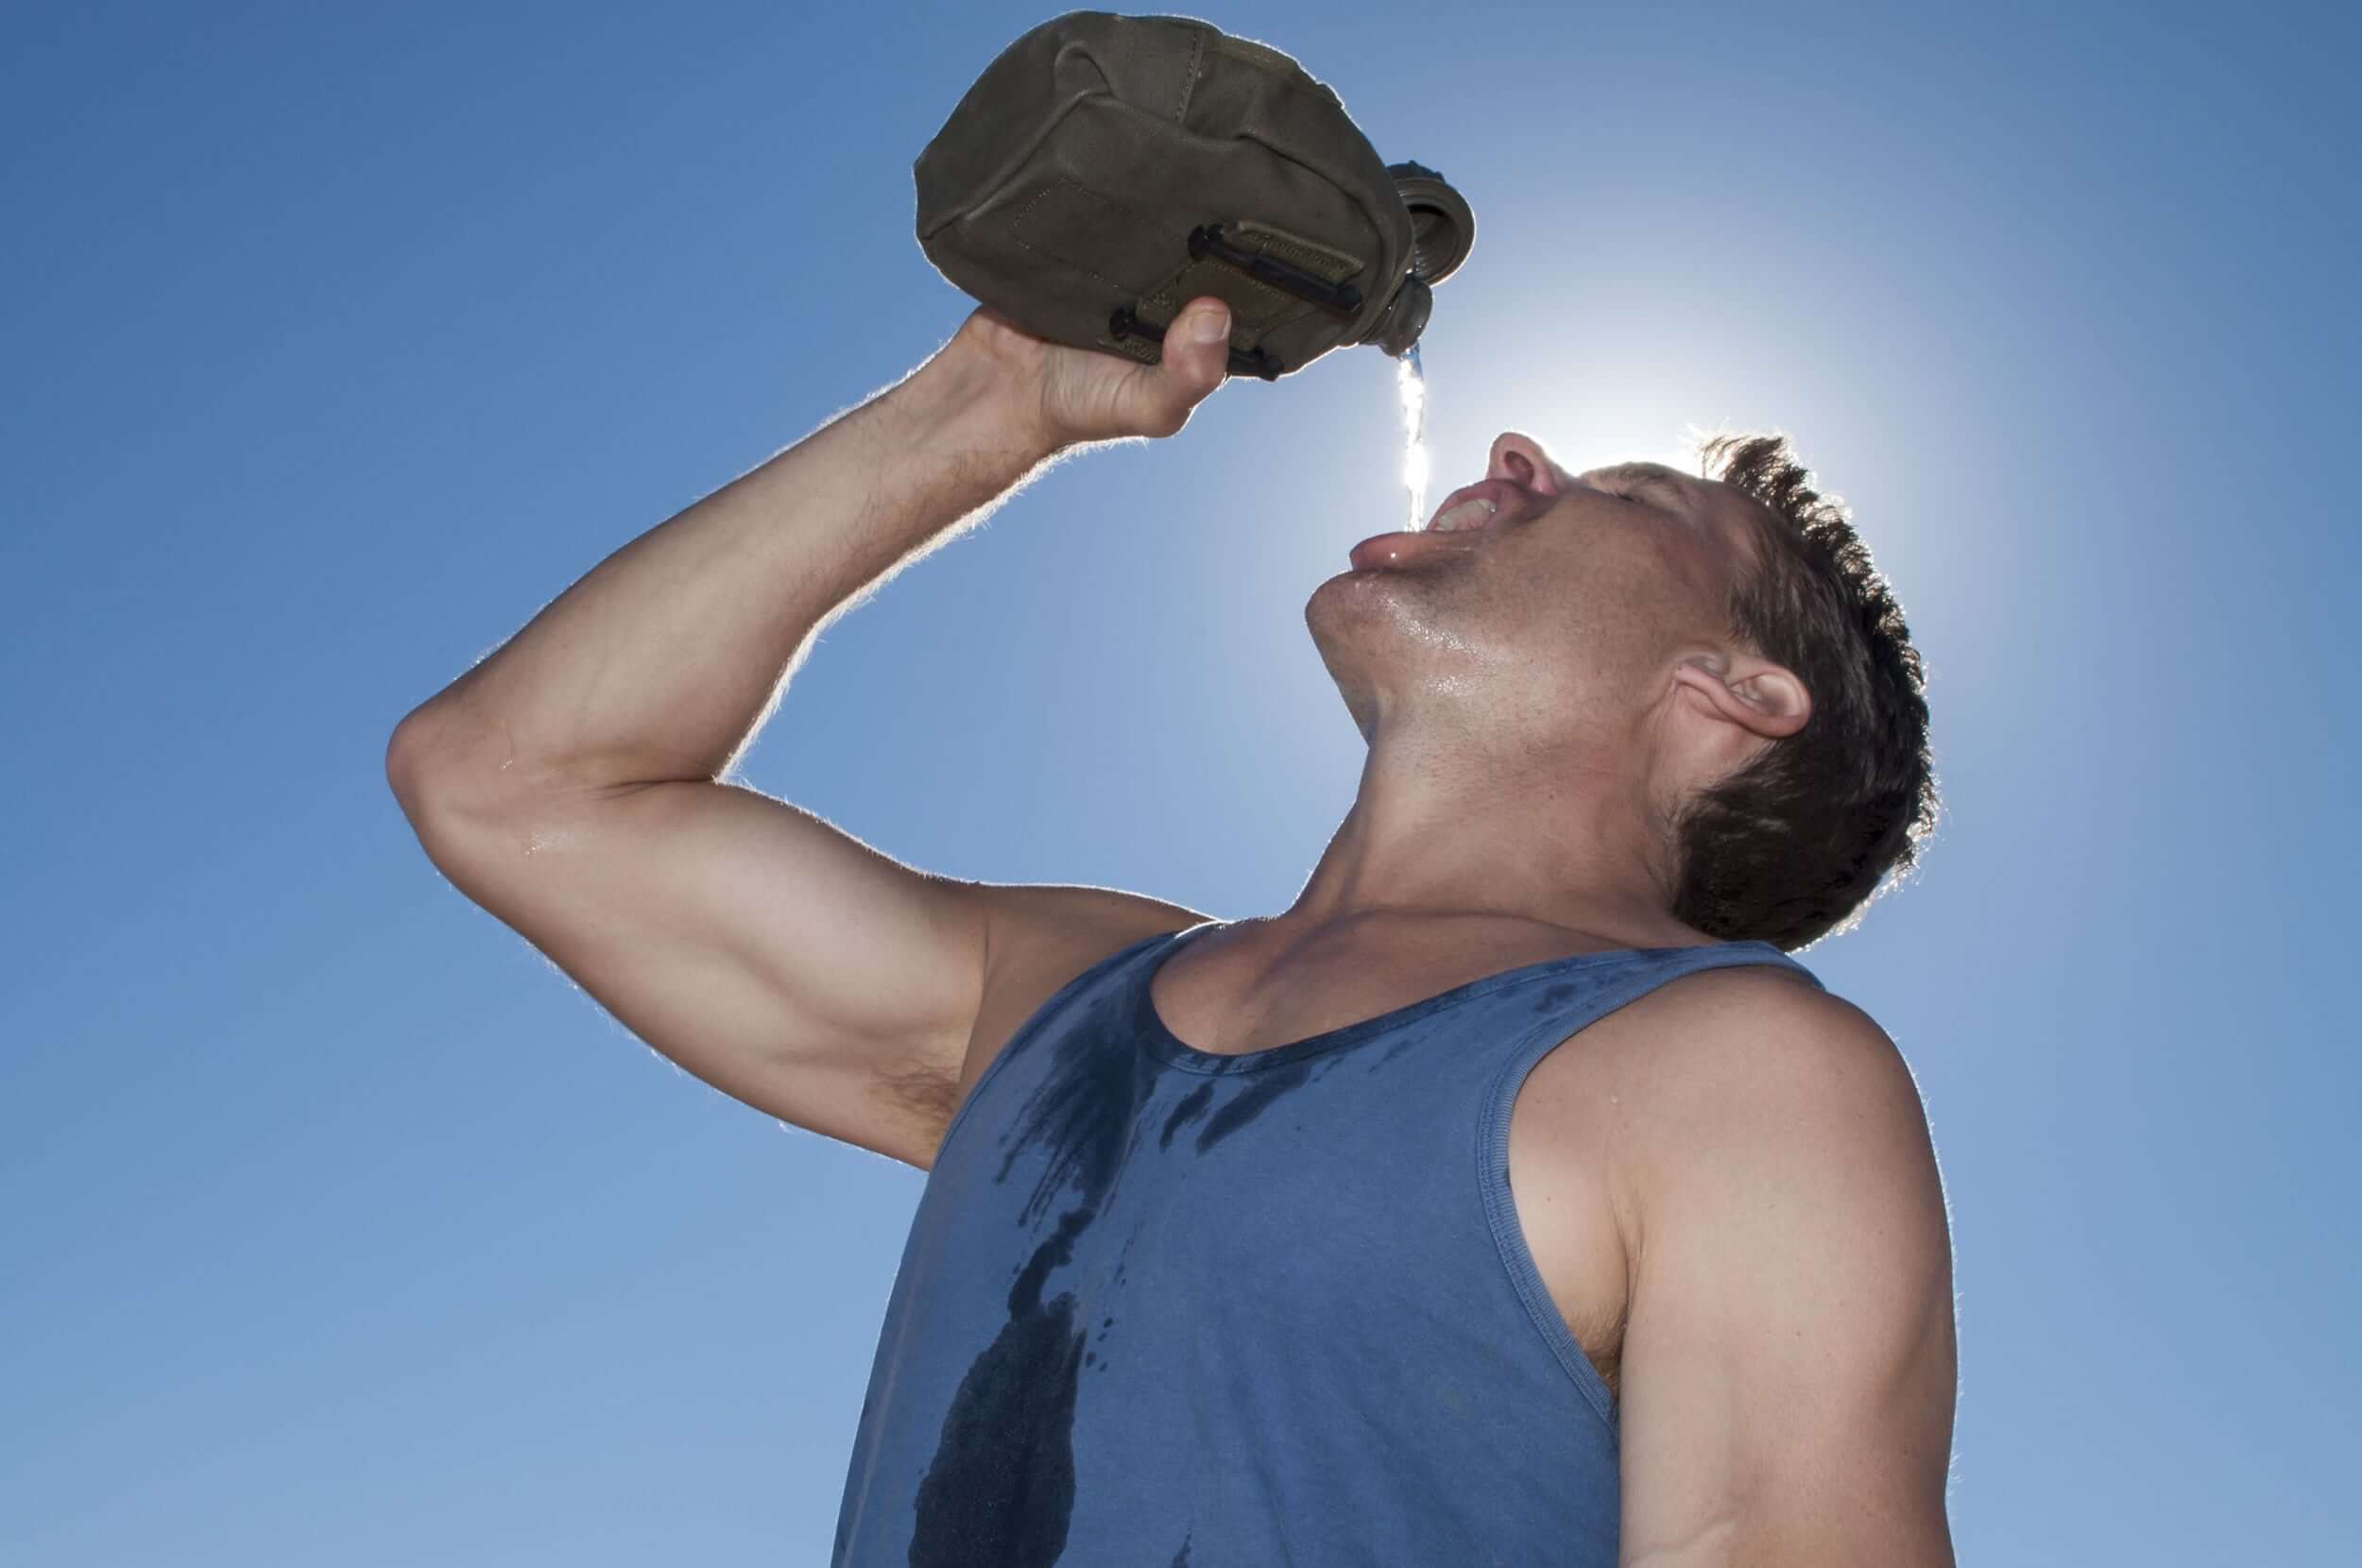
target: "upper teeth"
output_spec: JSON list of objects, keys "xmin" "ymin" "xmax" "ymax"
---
[{"xmin": 1430, "ymin": 498, "xmax": 1498, "ymax": 533}]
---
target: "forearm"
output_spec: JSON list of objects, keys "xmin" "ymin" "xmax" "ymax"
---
[{"xmin": 393, "ymin": 331, "xmax": 1068, "ymax": 799}]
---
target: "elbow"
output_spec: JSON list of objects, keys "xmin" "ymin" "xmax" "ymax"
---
[
  {"xmin": 385, "ymin": 716, "xmax": 428, "ymax": 815},
  {"xmin": 385, "ymin": 707, "xmax": 456, "ymax": 819},
  {"xmin": 385, "ymin": 704, "xmax": 507, "ymax": 827}
]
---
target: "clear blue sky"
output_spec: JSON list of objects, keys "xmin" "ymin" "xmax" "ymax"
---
[{"xmin": 6, "ymin": 2, "xmax": 2356, "ymax": 1561}]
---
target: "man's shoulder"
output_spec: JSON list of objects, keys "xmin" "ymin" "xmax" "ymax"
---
[
  {"xmin": 1649, "ymin": 954, "xmax": 1909, "ymax": 1085},
  {"xmin": 1638, "ymin": 950, "xmax": 1885, "ymax": 1059},
  {"xmin": 1607, "ymin": 958, "xmax": 1934, "ymax": 1209},
  {"xmin": 1550, "ymin": 948, "xmax": 1859, "ymax": 1090}
]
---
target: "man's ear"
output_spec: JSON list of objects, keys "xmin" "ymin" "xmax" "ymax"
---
[{"xmin": 1676, "ymin": 655, "xmax": 1810, "ymax": 742}]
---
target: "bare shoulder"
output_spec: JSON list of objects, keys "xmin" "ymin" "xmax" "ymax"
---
[
  {"xmin": 1608, "ymin": 959, "xmax": 1912, "ymax": 1092},
  {"xmin": 1595, "ymin": 963, "xmax": 1943, "ymax": 1244},
  {"xmin": 950, "ymin": 881, "xmax": 1209, "ymax": 1114}
]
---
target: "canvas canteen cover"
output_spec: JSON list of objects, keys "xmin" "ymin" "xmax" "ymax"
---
[{"xmin": 915, "ymin": 9, "xmax": 1475, "ymax": 381}]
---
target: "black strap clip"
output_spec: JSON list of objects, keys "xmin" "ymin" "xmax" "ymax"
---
[
  {"xmin": 1188, "ymin": 225, "xmax": 1363, "ymax": 315},
  {"xmin": 1109, "ymin": 306, "xmax": 1283, "ymax": 381}
]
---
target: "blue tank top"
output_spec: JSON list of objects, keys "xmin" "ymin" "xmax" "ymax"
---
[{"xmin": 830, "ymin": 917, "xmax": 1824, "ymax": 1567}]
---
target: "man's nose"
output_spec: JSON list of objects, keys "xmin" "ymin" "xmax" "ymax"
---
[{"xmin": 1485, "ymin": 432, "xmax": 1563, "ymax": 496}]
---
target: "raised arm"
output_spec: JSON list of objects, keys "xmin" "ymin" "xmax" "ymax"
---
[{"xmin": 385, "ymin": 297, "xmax": 1237, "ymax": 1167}]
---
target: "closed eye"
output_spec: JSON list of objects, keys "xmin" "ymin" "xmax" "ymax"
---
[{"xmin": 1620, "ymin": 477, "xmax": 1688, "ymax": 516}]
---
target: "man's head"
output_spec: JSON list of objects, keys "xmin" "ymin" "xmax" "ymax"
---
[{"xmin": 1304, "ymin": 429, "xmax": 1936, "ymax": 952}]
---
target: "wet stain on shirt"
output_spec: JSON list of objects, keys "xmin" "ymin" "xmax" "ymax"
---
[
  {"xmin": 903, "ymin": 963, "xmax": 1412, "ymax": 1561},
  {"xmin": 1159, "ymin": 1082, "xmax": 1213, "ymax": 1149},
  {"xmin": 1364, "ymin": 1026, "xmax": 1434, "ymax": 1073},
  {"xmin": 1193, "ymin": 1059, "xmax": 1313, "ymax": 1151},
  {"xmin": 906, "ymin": 1275, "xmax": 1084, "ymax": 1567},
  {"xmin": 908, "ymin": 995, "xmax": 1153, "ymax": 1567},
  {"xmin": 1532, "ymin": 981, "xmax": 1581, "ymax": 1014}
]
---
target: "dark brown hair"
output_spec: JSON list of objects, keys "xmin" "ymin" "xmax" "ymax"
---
[{"xmin": 1666, "ymin": 434, "xmax": 1940, "ymax": 952}]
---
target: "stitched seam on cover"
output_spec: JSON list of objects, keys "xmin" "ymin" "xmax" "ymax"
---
[{"xmin": 1174, "ymin": 28, "xmax": 1205, "ymax": 123}]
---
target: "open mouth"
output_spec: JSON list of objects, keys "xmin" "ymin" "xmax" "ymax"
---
[
  {"xmin": 1423, "ymin": 477, "xmax": 1524, "ymax": 534},
  {"xmin": 1427, "ymin": 494, "xmax": 1498, "ymax": 533},
  {"xmin": 1345, "ymin": 480, "xmax": 1524, "ymax": 571}
]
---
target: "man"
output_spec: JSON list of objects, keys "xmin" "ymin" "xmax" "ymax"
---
[{"xmin": 387, "ymin": 292, "xmax": 1957, "ymax": 1565}]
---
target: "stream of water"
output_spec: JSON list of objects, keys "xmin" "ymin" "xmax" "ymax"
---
[{"xmin": 1395, "ymin": 342, "xmax": 1430, "ymax": 532}]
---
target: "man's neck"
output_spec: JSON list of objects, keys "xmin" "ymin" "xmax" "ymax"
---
[{"xmin": 1271, "ymin": 730, "xmax": 1705, "ymax": 952}]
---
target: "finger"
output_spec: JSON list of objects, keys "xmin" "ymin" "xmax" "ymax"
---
[{"xmin": 1163, "ymin": 296, "xmax": 1232, "ymax": 400}]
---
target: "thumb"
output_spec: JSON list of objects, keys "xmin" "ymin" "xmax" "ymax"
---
[{"xmin": 1158, "ymin": 296, "xmax": 1233, "ymax": 407}]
